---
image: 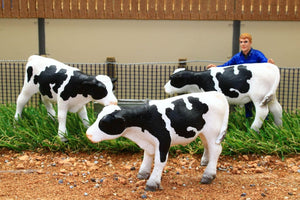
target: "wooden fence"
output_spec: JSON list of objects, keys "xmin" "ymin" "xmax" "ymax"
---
[{"xmin": 1, "ymin": 0, "xmax": 300, "ymax": 21}]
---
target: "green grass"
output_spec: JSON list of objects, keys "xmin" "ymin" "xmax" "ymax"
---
[{"xmin": 0, "ymin": 103, "xmax": 299, "ymax": 156}]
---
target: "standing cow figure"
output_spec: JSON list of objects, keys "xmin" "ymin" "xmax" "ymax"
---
[
  {"xmin": 164, "ymin": 63, "xmax": 282, "ymax": 132},
  {"xmin": 15, "ymin": 55, "xmax": 118, "ymax": 142},
  {"xmin": 86, "ymin": 91, "xmax": 229, "ymax": 191}
]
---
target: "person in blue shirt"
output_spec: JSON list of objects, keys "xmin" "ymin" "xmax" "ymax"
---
[{"xmin": 207, "ymin": 33, "xmax": 274, "ymax": 118}]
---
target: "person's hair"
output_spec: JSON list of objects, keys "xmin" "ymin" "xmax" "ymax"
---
[{"xmin": 239, "ymin": 33, "xmax": 252, "ymax": 43}]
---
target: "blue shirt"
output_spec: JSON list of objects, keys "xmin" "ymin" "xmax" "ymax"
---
[{"xmin": 217, "ymin": 48, "xmax": 268, "ymax": 67}]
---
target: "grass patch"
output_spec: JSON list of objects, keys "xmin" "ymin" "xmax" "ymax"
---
[{"xmin": 0, "ymin": 103, "xmax": 299, "ymax": 156}]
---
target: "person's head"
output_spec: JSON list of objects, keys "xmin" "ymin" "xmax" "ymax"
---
[{"xmin": 239, "ymin": 33, "xmax": 252, "ymax": 54}]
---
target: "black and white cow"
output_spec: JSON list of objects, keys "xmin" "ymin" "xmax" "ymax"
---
[
  {"xmin": 14, "ymin": 55, "xmax": 118, "ymax": 142},
  {"xmin": 86, "ymin": 91, "xmax": 229, "ymax": 191},
  {"xmin": 164, "ymin": 63, "xmax": 282, "ymax": 132}
]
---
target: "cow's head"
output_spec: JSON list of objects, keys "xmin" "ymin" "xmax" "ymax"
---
[
  {"xmin": 164, "ymin": 68, "xmax": 200, "ymax": 95},
  {"xmin": 86, "ymin": 105, "xmax": 125, "ymax": 143},
  {"xmin": 93, "ymin": 75, "xmax": 118, "ymax": 106}
]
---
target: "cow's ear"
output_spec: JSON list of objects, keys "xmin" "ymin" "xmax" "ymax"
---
[
  {"xmin": 99, "ymin": 114, "xmax": 125, "ymax": 135},
  {"xmin": 111, "ymin": 77, "xmax": 118, "ymax": 84}
]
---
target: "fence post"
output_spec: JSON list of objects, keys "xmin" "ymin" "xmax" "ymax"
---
[
  {"xmin": 38, "ymin": 18, "xmax": 46, "ymax": 56},
  {"xmin": 106, "ymin": 57, "xmax": 116, "ymax": 78},
  {"xmin": 178, "ymin": 58, "xmax": 187, "ymax": 67}
]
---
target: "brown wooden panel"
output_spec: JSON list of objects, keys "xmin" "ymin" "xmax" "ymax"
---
[
  {"xmin": 86, "ymin": 0, "xmax": 96, "ymax": 19},
  {"xmin": 199, "ymin": 0, "xmax": 209, "ymax": 19},
  {"xmin": 37, "ymin": 0, "xmax": 46, "ymax": 18},
  {"xmin": 225, "ymin": 0, "xmax": 234, "ymax": 20},
  {"xmin": 19, "ymin": 0, "xmax": 28, "ymax": 18},
  {"xmin": 181, "ymin": 0, "xmax": 191, "ymax": 20},
  {"xmin": 297, "ymin": 0, "xmax": 300, "ymax": 19},
  {"xmin": 130, "ymin": 0, "xmax": 138, "ymax": 19},
  {"xmin": 138, "ymin": 0, "xmax": 148, "ymax": 19},
  {"xmin": 208, "ymin": 0, "xmax": 217, "ymax": 20},
  {"xmin": 251, "ymin": 0, "xmax": 261, "ymax": 20},
  {"xmin": 269, "ymin": 0, "xmax": 278, "ymax": 20},
  {"xmin": 61, "ymin": 0, "xmax": 71, "ymax": 18},
  {"xmin": 53, "ymin": 0, "xmax": 63, "ymax": 18},
  {"xmin": 70, "ymin": 0, "xmax": 79, "ymax": 18},
  {"xmin": 104, "ymin": 0, "xmax": 113, "ymax": 18},
  {"xmin": 173, "ymin": 0, "xmax": 181, "ymax": 19},
  {"xmin": 155, "ymin": 0, "xmax": 164, "ymax": 19},
  {"xmin": 242, "ymin": 0, "xmax": 252, "ymax": 20},
  {"xmin": 278, "ymin": 0, "xmax": 287, "ymax": 20},
  {"xmin": 112, "ymin": 0, "xmax": 121, "ymax": 18},
  {"xmin": 190, "ymin": 0, "xmax": 200, "ymax": 20},
  {"xmin": 164, "ymin": 0, "xmax": 173, "ymax": 19},
  {"xmin": 147, "ymin": 0, "xmax": 156, "ymax": 19},
  {"xmin": 287, "ymin": 0, "xmax": 296, "ymax": 20},
  {"xmin": 261, "ymin": 0, "xmax": 269, "ymax": 20},
  {"xmin": 10, "ymin": 0, "xmax": 20, "ymax": 17},
  {"xmin": 2, "ymin": 0, "xmax": 12, "ymax": 17},
  {"xmin": 44, "ymin": 0, "xmax": 54, "ymax": 18},
  {"xmin": 94, "ymin": 0, "xmax": 104, "ymax": 18},
  {"xmin": 216, "ymin": 0, "xmax": 226, "ymax": 20},
  {"xmin": 234, "ymin": 0, "xmax": 242, "ymax": 20}
]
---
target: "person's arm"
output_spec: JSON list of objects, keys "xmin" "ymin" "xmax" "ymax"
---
[{"xmin": 207, "ymin": 55, "xmax": 238, "ymax": 69}]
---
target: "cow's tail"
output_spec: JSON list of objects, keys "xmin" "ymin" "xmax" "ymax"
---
[
  {"xmin": 216, "ymin": 98, "xmax": 230, "ymax": 145},
  {"xmin": 260, "ymin": 64, "xmax": 280, "ymax": 106}
]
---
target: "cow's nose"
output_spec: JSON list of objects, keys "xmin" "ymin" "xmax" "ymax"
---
[
  {"xmin": 86, "ymin": 133, "xmax": 96, "ymax": 143},
  {"xmin": 110, "ymin": 101, "xmax": 118, "ymax": 105}
]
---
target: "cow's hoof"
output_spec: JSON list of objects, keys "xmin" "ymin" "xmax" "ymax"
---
[
  {"xmin": 137, "ymin": 172, "xmax": 150, "ymax": 180},
  {"xmin": 145, "ymin": 180, "xmax": 162, "ymax": 191},
  {"xmin": 59, "ymin": 137, "xmax": 69, "ymax": 143},
  {"xmin": 201, "ymin": 174, "xmax": 216, "ymax": 184}
]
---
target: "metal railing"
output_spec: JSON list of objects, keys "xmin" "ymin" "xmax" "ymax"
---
[{"xmin": 0, "ymin": 61, "xmax": 299, "ymax": 111}]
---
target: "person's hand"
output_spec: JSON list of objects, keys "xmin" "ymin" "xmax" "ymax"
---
[
  {"xmin": 206, "ymin": 64, "xmax": 216, "ymax": 69},
  {"xmin": 268, "ymin": 59, "xmax": 275, "ymax": 64}
]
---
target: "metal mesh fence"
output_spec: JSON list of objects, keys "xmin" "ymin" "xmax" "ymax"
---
[{"xmin": 0, "ymin": 61, "xmax": 299, "ymax": 111}]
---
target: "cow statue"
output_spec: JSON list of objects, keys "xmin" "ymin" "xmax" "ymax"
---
[
  {"xmin": 14, "ymin": 55, "xmax": 118, "ymax": 142},
  {"xmin": 164, "ymin": 63, "xmax": 282, "ymax": 132},
  {"xmin": 86, "ymin": 91, "xmax": 229, "ymax": 191}
]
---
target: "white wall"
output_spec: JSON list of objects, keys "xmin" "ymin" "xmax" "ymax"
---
[
  {"xmin": 0, "ymin": 18, "xmax": 300, "ymax": 67},
  {"xmin": 0, "ymin": 18, "xmax": 38, "ymax": 60}
]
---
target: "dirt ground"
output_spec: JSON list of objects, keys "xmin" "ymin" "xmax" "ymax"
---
[{"xmin": 0, "ymin": 149, "xmax": 299, "ymax": 200}]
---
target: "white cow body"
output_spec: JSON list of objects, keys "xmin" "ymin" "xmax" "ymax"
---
[
  {"xmin": 86, "ymin": 91, "xmax": 229, "ymax": 191},
  {"xmin": 15, "ymin": 55, "xmax": 118, "ymax": 141},
  {"xmin": 164, "ymin": 63, "xmax": 282, "ymax": 131}
]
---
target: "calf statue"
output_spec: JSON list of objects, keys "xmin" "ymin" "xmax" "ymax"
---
[
  {"xmin": 164, "ymin": 63, "xmax": 282, "ymax": 132},
  {"xmin": 86, "ymin": 91, "xmax": 229, "ymax": 191},
  {"xmin": 15, "ymin": 55, "xmax": 118, "ymax": 142}
]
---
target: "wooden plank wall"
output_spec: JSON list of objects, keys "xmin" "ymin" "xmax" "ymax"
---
[{"xmin": 1, "ymin": 0, "xmax": 300, "ymax": 21}]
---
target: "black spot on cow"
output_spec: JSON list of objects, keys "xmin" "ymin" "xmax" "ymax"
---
[
  {"xmin": 33, "ymin": 65, "xmax": 68, "ymax": 98},
  {"xmin": 170, "ymin": 70, "xmax": 216, "ymax": 91},
  {"xmin": 27, "ymin": 66, "xmax": 33, "ymax": 83},
  {"xmin": 99, "ymin": 105, "xmax": 171, "ymax": 163},
  {"xmin": 166, "ymin": 97, "xmax": 208, "ymax": 138},
  {"xmin": 216, "ymin": 65, "xmax": 252, "ymax": 98},
  {"xmin": 60, "ymin": 71, "xmax": 108, "ymax": 101}
]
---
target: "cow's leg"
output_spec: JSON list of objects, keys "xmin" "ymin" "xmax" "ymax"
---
[
  {"xmin": 268, "ymin": 98, "xmax": 283, "ymax": 126},
  {"xmin": 41, "ymin": 96, "xmax": 56, "ymax": 120},
  {"xmin": 201, "ymin": 140, "xmax": 222, "ymax": 184},
  {"xmin": 199, "ymin": 135, "xmax": 209, "ymax": 166},
  {"xmin": 14, "ymin": 85, "xmax": 39, "ymax": 120},
  {"xmin": 57, "ymin": 104, "xmax": 68, "ymax": 142},
  {"xmin": 78, "ymin": 106, "xmax": 89, "ymax": 128},
  {"xmin": 145, "ymin": 149, "xmax": 168, "ymax": 191},
  {"xmin": 137, "ymin": 151, "xmax": 154, "ymax": 180},
  {"xmin": 251, "ymin": 103, "xmax": 269, "ymax": 132}
]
